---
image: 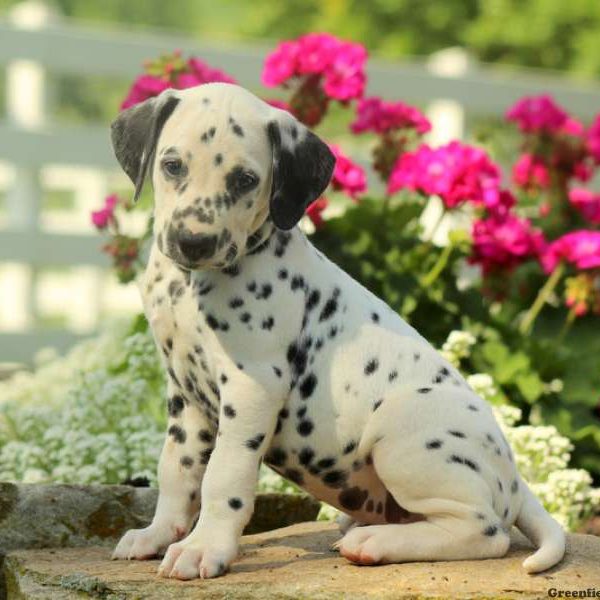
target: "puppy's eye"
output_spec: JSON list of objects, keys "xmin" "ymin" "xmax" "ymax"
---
[
  {"xmin": 162, "ymin": 159, "xmax": 183, "ymax": 176},
  {"xmin": 238, "ymin": 171, "xmax": 258, "ymax": 191}
]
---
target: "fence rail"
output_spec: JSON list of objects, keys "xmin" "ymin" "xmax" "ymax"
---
[{"xmin": 1, "ymin": 3, "xmax": 600, "ymax": 365}]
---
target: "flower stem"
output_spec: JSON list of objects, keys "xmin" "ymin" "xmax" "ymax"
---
[
  {"xmin": 422, "ymin": 243, "xmax": 453, "ymax": 287},
  {"xmin": 557, "ymin": 306, "xmax": 578, "ymax": 342},
  {"xmin": 519, "ymin": 261, "xmax": 565, "ymax": 336}
]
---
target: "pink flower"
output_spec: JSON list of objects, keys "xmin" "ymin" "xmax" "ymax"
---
[
  {"xmin": 329, "ymin": 144, "xmax": 367, "ymax": 199},
  {"xmin": 262, "ymin": 41, "xmax": 301, "ymax": 86},
  {"xmin": 91, "ymin": 194, "xmax": 119, "ymax": 230},
  {"xmin": 506, "ymin": 95, "xmax": 569, "ymax": 134},
  {"xmin": 322, "ymin": 41, "xmax": 367, "ymax": 101},
  {"xmin": 187, "ymin": 58, "xmax": 236, "ymax": 84},
  {"xmin": 297, "ymin": 33, "xmax": 338, "ymax": 75},
  {"xmin": 351, "ymin": 97, "xmax": 431, "ymax": 135},
  {"xmin": 541, "ymin": 230, "xmax": 600, "ymax": 273},
  {"xmin": 175, "ymin": 72, "xmax": 202, "ymax": 89},
  {"xmin": 470, "ymin": 213, "xmax": 545, "ymax": 275},
  {"xmin": 306, "ymin": 197, "xmax": 328, "ymax": 228},
  {"xmin": 568, "ymin": 188, "xmax": 600, "ymax": 224},
  {"xmin": 387, "ymin": 141, "xmax": 501, "ymax": 210},
  {"xmin": 512, "ymin": 154, "xmax": 550, "ymax": 190},
  {"xmin": 586, "ymin": 114, "xmax": 600, "ymax": 164},
  {"xmin": 262, "ymin": 34, "xmax": 366, "ymax": 102},
  {"xmin": 120, "ymin": 75, "xmax": 170, "ymax": 110}
]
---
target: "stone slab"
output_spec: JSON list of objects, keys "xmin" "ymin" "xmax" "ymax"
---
[{"xmin": 4, "ymin": 522, "xmax": 600, "ymax": 599}]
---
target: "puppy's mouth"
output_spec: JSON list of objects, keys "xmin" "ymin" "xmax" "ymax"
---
[{"xmin": 161, "ymin": 235, "xmax": 239, "ymax": 272}]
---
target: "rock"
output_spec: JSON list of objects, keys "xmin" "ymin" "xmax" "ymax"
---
[
  {"xmin": 0, "ymin": 483, "xmax": 320, "ymax": 599},
  {"xmin": 0, "ymin": 483, "xmax": 320, "ymax": 551},
  {"xmin": 3, "ymin": 522, "xmax": 600, "ymax": 599}
]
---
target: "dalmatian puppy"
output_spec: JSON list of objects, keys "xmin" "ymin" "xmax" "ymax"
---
[{"xmin": 109, "ymin": 83, "xmax": 565, "ymax": 580}]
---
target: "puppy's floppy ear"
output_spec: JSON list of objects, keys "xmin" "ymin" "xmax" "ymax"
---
[
  {"xmin": 267, "ymin": 111, "xmax": 335, "ymax": 230},
  {"xmin": 110, "ymin": 92, "xmax": 180, "ymax": 201}
]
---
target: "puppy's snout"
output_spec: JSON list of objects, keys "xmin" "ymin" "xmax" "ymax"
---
[{"xmin": 177, "ymin": 233, "xmax": 217, "ymax": 262}]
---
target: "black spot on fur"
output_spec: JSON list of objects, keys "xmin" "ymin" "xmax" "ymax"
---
[
  {"xmin": 180, "ymin": 456, "xmax": 194, "ymax": 468},
  {"xmin": 417, "ymin": 387, "xmax": 432, "ymax": 394},
  {"xmin": 306, "ymin": 290, "xmax": 321, "ymax": 311},
  {"xmin": 229, "ymin": 297, "xmax": 244, "ymax": 309},
  {"xmin": 299, "ymin": 447, "xmax": 314, "ymax": 466},
  {"xmin": 426, "ymin": 439, "xmax": 443, "ymax": 449},
  {"xmin": 214, "ymin": 153, "xmax": 223, "ymax": 166},
  {"xmin": 511, "ymin": 479, "xmax": 519, "ymax": 494},
  {"xmin": 322, "ymin": 469, "xmax": 348, "ymax": 488},
  {"xmin": 168, "ymin": 395, "xmax": 185, "ymax": 417},
  {"xmin": 200, "ymin": 447, "xmax": 213, "ymax": 465},
  {"xmin": 467, "ymin": 404, "xmax": 479, "ymax": 412},
  {"xmin": 223, "ymin": 404, "xmax": 236, "ymax": 418},
  {"xmin": 319, "ymin": 292, "xmax": 339, "ymax": 321},
  {"xmin": 297, "ymin": 419, "xmax": 314, "ymax": 436},
  {"xmin": 483, "ymin": 525, "xmax": 498, "ymax": 537},
  {"xmin": 448, "ymin": 454, "xmax": 479, "ymax": 472},
  {"xmin": 343, "ymin": 440, "xmax": 357, "ymax": 455},
  {"xmin": 245, "ymin": 433, "xmax": 265, "ymax": 450},
  {"xmin": 299, "ymin": 373, "xmax": 318, "ymax": 399},
  {"xmin": 388, "ymin": 370, "xmax": 398, "ymax": 382},
  {"xmin": 339, "ymin": 486, "xmax": 368, "ymax": 511},
  {"xmin": 317, "ymin": 457, "xmax": 336, "ymax": 470},
  {"xmin": 228, "ymin": 497, "xmax": 243, "ymax": 510},
  {"xmin": 273, "ymin": 366, "xmax": 282, "ymax": 377},
  {"xmin": 198, "ymin": 429, "xmax": 213, "ymax": 444},
  {"xmin": 168, "ymin": 425, "xmax": 186, "ymax": 444},
  {"xmin": 373, "ymin": 398, "xmax": 383, "ymax": 411},
  {"xmin": 278, "ymin": 268, "xmax": 288, "ymax": 280},
  {"xmin": 262, "ymin": 316, "xmax": 275, "ymax": 330},
  {"xmin": 364, "ymin": 358, "xmax": 379, "ymax": 375},
  {"xmin": 448, "ymin": 430, "xmax": 466, "ymax": 439},
  {"xmin": 266, "ymin": 447, "xmax": 287, "ymax": 467}
]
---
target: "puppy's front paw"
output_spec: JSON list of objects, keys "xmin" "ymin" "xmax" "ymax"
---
[
  {"xmin": 112, "ymin": 523, "xmax": 186, "ymax": 561},
  {"xmin": 157, "ymin": 536, "xmax": 237, "ymax": 580}
]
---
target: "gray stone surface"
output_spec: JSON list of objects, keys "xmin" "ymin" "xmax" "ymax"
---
[
  {"xmin": 4, "ymin": 522, "xmax": 600, "ymax": 599},
  {"xmin": 0, "ymin": 483, "xmax": 320, "ymax": 599}
]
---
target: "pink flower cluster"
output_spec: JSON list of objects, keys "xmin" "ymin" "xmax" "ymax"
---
[
  {"xmin": 512, "ymin": 153, "xmax": 550, "ymax": 190},
  {"xmin": 262, "ymin": 33, "xmax": 367, "ymax": 101},
  {"xmin": 506, "ymin": 95, "xmax": 573, "ymax": 134},
  {"xmin": 541, "ymin": 231, "xmax": 600, "ymax": 274},
  {"xmin": 121, "ymin": 57, "xmax": 236, "ymax": 110},
  {"xmin": 470, "ymin": 213, "xmax": 545, "ymax": 275},
  {"xmin": 387, "ymin": 141, "xmax": 501, "ymax": 210},
  {"xmin": 329, "ymin": 145, "xmax": 367, "ymax": 199},
  {"xmin": 569, "ymin": 188, "xmax": 600, "ymax": 224},
  {"xmin": 91, "ymin": 194, "xmax": 119, "ymax": 230},
  {"xmin": 351, "ymin": 97, "xmax": 431, "ymax": 135},
  {"xmin": 586, "ymin": 115, "xmax": 600, "ymax": 164}
]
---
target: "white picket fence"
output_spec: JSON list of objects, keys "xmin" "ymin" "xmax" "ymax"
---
[{"xmin": 1, "ymin": 1, "xmax": 600, "ymax": 365}]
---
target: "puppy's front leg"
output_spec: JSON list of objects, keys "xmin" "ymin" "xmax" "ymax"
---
[
  {"xmin": 158, "ymin": 373, "xmax": 279, "ymax": 580},
  {"xmin": 112, "ymin": 379, "xmax": 213, "ymax": 560}
]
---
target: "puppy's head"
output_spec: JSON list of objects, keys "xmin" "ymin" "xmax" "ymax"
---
[{"xmin": 111, "ymin": 83, "xmax": 335, "ymax": 270}]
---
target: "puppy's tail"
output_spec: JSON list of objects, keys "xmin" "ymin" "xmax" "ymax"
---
[{"xmin": 515, "ymin": 480, "xmax": 566, "ymax": 573}]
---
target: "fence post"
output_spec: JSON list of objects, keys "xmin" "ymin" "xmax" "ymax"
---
[
  {"xmin": 421, "ymin": 47, "xmax": 474, "ymax": 244},
  {"xmin": 5, "ymin": 1, "xmax": 57, "ymax": 330}
]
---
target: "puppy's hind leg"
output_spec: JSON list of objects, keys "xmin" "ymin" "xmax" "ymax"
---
[{"xmin": 337, "ymin": 400, "xmax": 510, "ymax": 565}]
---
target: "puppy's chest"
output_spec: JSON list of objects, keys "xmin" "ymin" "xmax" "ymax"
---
[{"xmin": 142, "ymin": 262, "xmax": 223, "ymax": 421}]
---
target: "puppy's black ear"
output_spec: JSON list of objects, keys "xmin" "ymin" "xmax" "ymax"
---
[
  {"xmin": 267, "ymin": 116, "xmax": 335, "ymax": 231},
  {"xmin": 110, "ymin": 93, "xmax": 180, "ymax": 201}
]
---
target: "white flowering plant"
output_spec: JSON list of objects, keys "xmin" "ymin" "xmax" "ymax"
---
[{"xmin": 1, "ymin": 321, "xmax": 598, "ymax": 530}]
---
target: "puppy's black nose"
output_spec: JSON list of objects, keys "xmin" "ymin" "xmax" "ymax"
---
[{"xmin": 177, "ymin": 233, "xmax": 217, "ymax": 262}]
